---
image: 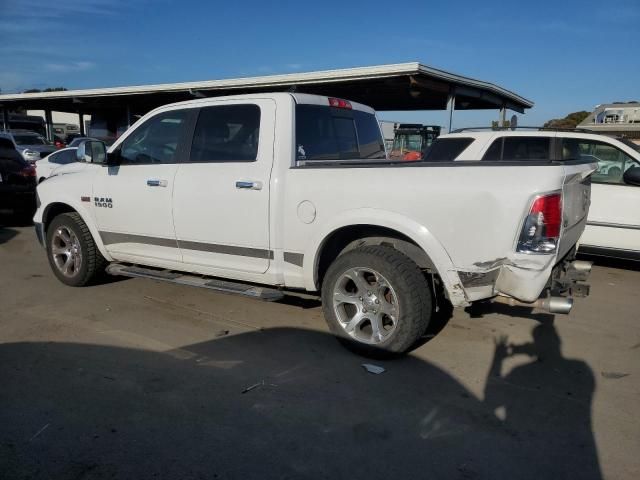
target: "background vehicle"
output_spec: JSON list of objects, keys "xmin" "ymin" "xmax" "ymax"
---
[
  {"xmin": 66, "ymin": 136, "xmax": 99, "ymax": 148},
  {"xmin": 0, "ymin": 130, "xmax": 56, "ymax": 164},
  {"xmin": 0, "ymin": 137, "xmax": 37, "ymax": 219},
  {"xmin": 5, "ymin": 113, "xmax": 46, "ymax": 137},
  {"xmin": 388, "ymin": 124, "xmax": 440, "ymax": 161},
  {"xmin": 34, "ymin": 94, "xmax": 594, "ymax": 356},
  {"xmin": 427, "ymin": 128, "xmax": 640, "ymax": 260},
  {"xmin": 53, "ymin": 123, "xmax": 80, "ymax": 138},
  {"xmin": 35, "ymin": 147, "xmax": 78, "ymax": 182}
]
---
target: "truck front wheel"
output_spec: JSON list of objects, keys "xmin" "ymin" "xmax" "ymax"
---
[
  {"xmin": 321, "ymin": 245, "xmax": 432, "ymax": 356},
  {"xmin": 46, "ymin": 212, "xmax": 107, "ymax": 287}
]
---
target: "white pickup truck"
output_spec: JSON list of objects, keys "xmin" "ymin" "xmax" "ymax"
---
[{"xmin": 34, "ymin": 93, "xmax": 595, "ymax": 355}]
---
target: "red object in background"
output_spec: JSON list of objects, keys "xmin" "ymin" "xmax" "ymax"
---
[
  {"xmin": 54, "ymin": 139, "xmax": 66, "ymax": 149},
  {"xmin": 402, "ymin": 151, "xmax": 422, "ymax": 161}
]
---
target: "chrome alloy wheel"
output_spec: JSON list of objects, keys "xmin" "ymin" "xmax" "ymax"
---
[
  {"xmin": 332, "ymin": 267, "xmax": 399, "ymax": 344},
  {"xmin": 51, "ymin": 226, "xmax": 82, "ymax": 278}
]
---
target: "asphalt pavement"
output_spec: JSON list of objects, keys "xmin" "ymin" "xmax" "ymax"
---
[{"xmin": 1, "ymin": 219, "xmax": 638, "ymax": 479}]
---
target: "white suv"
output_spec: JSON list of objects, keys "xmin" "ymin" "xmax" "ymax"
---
[{"xmin": 425, "ymin": 129, "xmax": 640, "ymax": 260}]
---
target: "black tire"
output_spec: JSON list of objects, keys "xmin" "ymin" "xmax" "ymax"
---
[
  {"xmin": 46, "ymin": 212, "xmax": 107, "ymax": 287},
  {"xmin": 321, "ymin": 245, "xmax": 432, "ymax": 357}
]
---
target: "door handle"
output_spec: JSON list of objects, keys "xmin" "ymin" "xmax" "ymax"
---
[
  {"xmin": 235, "ymin": 181, "xmax": 263, "ymax": 190},
  {"xmin": 147, "ymin": 179, "xmax": 168, "ymax": 187}
]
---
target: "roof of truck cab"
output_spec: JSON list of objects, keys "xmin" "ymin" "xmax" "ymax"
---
[{"xmin": 0, "ymin": 62, "xmax": 533, "ymax": 114}]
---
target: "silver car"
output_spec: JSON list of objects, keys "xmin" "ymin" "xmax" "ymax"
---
[{"xmin": 0, "ymin": 130, "xmax": 56, "ymax": 164}]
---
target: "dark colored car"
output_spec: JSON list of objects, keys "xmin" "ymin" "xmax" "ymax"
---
[{"xmin": 0, "ymin": 138, "xmax": 37, "ymax": 219}]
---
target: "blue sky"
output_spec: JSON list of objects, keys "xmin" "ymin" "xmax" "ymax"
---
[{"xmin": 0, "ymin": 0, "xmax": 638, "ymax": 127}]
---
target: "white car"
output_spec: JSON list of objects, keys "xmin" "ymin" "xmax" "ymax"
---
[
  {"xmin": 34, "ymin": 93, "xmax": 595, "ymax": 356},
  {"xmin": 425, "ymin": 129, "xmax": 640, "ymax": 260},
  {"xmin": 35, "ymin": 147, "xmax": 77, "ymax": 183}
]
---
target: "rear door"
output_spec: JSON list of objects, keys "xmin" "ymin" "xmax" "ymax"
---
[{"xmin": 172, "ymin": 99, "xmax": 275, "ymax": 274}]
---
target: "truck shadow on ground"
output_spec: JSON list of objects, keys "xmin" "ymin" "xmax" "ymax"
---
[
  {"xmin": 0, "ymin": 213, "xmax": 29, "ymax": 245},
  {"xmin": 0, "ymin": 226, "xmax": 19, "ymax": 246},
  {"xmin": 0, "ymin": 326, "xmax": 601, "ymax": 480},
  {"xmin": 465, "ymin": 301, "xmax": 555, "ymax": 324}
]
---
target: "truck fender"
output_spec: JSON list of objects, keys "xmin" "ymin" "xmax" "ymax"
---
[
  {"xmin": 41, "ymin": 197, "xmax": 113, "ymax": 262},
  {"xmin": 303, "ymin": 208, "xmax": 469, "ymax": 307}
]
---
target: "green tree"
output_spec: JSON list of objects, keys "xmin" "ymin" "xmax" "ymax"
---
[
  {"xmin": 543, "ymin": 111, "xmax": 590, "ymax": 129},
  {"xmin": 22, "ymin": 87, "xmax": 68, "ymax": 93}
]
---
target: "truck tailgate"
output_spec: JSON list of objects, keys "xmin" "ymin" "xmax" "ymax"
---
[{"xmin": 558, "ymin": 162, "xmax": 597, "ymax": 259}]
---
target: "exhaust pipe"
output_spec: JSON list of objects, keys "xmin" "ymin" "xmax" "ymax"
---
[
  {"xmin": 492, "ymin": 295, "xmax": 573, "ymax": 314},
  {"xmin": 571, "ymin": 260, "xmax": 592, "ymax": 274}
]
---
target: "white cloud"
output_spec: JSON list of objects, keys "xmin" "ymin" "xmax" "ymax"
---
[{"xmin": 43, "ymin": 61, "xmax": 96, "ymax": 73}]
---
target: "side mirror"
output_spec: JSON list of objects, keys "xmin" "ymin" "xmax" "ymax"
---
[
  {"xmin": 76, "ymin": 140, "xmax": 107, "ymax": 164},
  {"xmin": 623, "ymin": 167, "xmax": 640, "ymax": 186}
]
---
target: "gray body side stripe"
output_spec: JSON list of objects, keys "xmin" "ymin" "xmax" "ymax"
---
[
  {"xmin": 100, "ymin": 231, "xmax": 178, "ymax": 249},
  {"xmin": 283, "ymin": 252, "xmax": 304, "ymax": 267},
  {"xmin": 178, "ymin": 240, "xmax": 273, "ymax": 259},
  {"xmin": 99, "ymin": 231, "xmax": 273, "ymax": 259},
  {"xmin": 586, "ymin": 221, "xmax": 640, "ymax": 231}
]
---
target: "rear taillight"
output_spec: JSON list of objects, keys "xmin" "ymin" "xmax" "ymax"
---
[
  {"xmin": 19, "ymin": 165, "xmax": 37, "ymax": 178},
  {"xmin": 328, "ymin": 97, "xmax": 352, "ymax": 109},
  {"xmin": 517, "ymin": 192, "xmax": 562, "ymax": 254}
]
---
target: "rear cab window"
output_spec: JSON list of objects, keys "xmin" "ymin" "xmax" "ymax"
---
[
  {"xmin": 482, "ymin": 136, "xmax": 551, "ymax": 161},
  {"xmin": 423, "ymin": 138, "xmax": 474, "ymax": 161},
  {"xmin": 295, "ymin": 100, "xmax": 386, "ymax": 165}
]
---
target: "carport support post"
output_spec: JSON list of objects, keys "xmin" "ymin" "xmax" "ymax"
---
[
  {"xmin": 446, "ymin": 91, "xmax": 456, "ymax": 132},
  {"xmin": 1, "ymin": 109, "xmax": 8, "ymax": 131},
  {"xmin": 500, "ymin": 104, "xmax": 507, "ymax": 127},
  {"xmin": 126, "ymin": 105, "xmax": 132, "ymax": 129},
  {"xmin": 79, "ymin": 112, "xmax": 85, "ymax": 136},
  {"xmin": 44, "ymin": 109, "xmax": 53, "ymax": 141}
]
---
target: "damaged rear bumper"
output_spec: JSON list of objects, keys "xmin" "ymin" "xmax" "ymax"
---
[{"xmin": 458, "ymin": 250, "xmax": 591, "ymax": 314}]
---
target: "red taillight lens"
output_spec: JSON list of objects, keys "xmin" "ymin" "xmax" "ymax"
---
[
  {"xmin": 328, "ymin": 97, "xmax": 352, "ymax": 109},
  {"xmin": 20, "ymin": 165, "xmax": 37, "ymax": 178},
  {"xmin": 517, "ymin": 192, "xmax": 563, "ymax": 254},
  {"xmin": 530, "ymin": 193, "xmax": 562, "ymax": 237}
]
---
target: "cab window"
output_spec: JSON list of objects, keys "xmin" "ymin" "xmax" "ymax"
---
[
  {"xmin": 482, "ymin": 137, "xmax": 550, "ymax": 161},
  {"xmin": 120, "ymin": 110, "xmax": 187, "ymax": 165},
  {"xmin": 189, "ymin": 104, "xmax": 261, "ymax": 162},
  {"xmin": 561, "ymin": 138, "xmax": 639, "ymax": 184}
]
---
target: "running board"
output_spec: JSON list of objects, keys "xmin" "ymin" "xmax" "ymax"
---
[{"xmin": 105, "ymin": 263, "xmax": 285, "ymax": 301}]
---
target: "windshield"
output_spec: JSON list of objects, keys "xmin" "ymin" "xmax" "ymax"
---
[
  {"xmin": 13, "ymin": 134, "xmax": 48, "ymax": 146},
  {"xmin": 393, "ymin": 134, "xmax": 423, "ymax": 152},
  {"xmin": 618, "ymin": 137, "xmax": 640, "ymax": 154}
]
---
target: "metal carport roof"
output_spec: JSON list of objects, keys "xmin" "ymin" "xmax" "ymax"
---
[{"xmin": 0, "ymin": 62, "xmax": 533, "ymax": 115}]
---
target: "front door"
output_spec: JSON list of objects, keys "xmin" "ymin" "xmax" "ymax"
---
[
  {"xmin": 577, "ymin": 140, "xmax": 640, "ymax": 253},
  {"xmin": 93, "ymin": 108, "xmax": 192, "ymax": 264},
  {"xmin": 172, "ymin": 99, "xmax": 275, "ymax": 274}
]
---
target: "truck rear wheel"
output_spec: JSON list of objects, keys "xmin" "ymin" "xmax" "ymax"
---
[
  {"xmin": 46, "ymin": 212, "xmax": 107, "ymax": 287},
  {"xmin": 321, "ymin": 245, "xmax": 432, "ymax": 357}
]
